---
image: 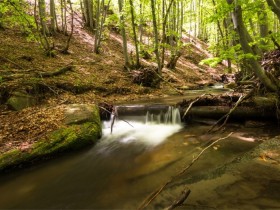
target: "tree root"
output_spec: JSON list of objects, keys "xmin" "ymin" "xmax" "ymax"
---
[
  {"xmin": 36, "ymin": 65, "xmax": 73, "ymax": 78},
  {"xmin": 0, "ymin": 55, "xmax": 24, "ymax": 69},
  {"xmin": 137, "ymin": 132, "xmax": 233, "ymax": 210}
]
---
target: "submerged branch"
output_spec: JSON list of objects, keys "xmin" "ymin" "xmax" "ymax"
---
[{"xmin": 137, "ymin": 132, "xmax": 233, "ymax": 210}]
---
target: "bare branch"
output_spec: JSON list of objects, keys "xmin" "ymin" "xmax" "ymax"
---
[{"xmin": 183, "ymin": 94, "xmax": 206, "ymax": 118}]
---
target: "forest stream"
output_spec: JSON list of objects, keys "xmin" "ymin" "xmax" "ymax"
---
[{"xmin": 0, "ymin": 98, "xmax": 280, "ymax": 209}]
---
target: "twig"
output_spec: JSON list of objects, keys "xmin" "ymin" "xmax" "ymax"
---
[
  {"xmin": 182, "ymin": 94, "xmax": 206, "ymax": 118},
  {"xmin": 137, "ymin": 132, "xmax": 233, "ymax": 210},
  {"xmin": 110, "ymin": 108, "xmax": 116, "ymax": 134},
  {"xmin": 164, "ymin": 188, "xmax": 191, "ymax": 210},
  {"xmin": 98, "ymin": 106, "xmax": 134, "ymax": 134},
  {"xmin": 208, "ymin": 94, "xmax": 245, "ymax": 133}
]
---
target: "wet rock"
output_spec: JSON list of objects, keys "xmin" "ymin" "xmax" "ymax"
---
[{"xmin": 7, "ymin": 91, "xmax": 37, "ymax": 111}]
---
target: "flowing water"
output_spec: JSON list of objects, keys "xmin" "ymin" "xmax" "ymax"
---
[{"xmin": 0, "ymin": 104, "xmax": 279, "ymax": 209}]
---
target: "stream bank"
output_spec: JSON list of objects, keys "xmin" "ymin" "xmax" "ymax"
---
[{"xmin": 0, "ymin": 104, "xmax": 102, "ymax": 173}]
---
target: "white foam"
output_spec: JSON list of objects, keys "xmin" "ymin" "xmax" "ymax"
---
[{"xmin": 101, "ymin": 120, "xmax": 182, "ymax": 147}]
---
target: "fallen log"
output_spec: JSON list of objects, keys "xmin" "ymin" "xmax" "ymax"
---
[{"xmin": 182, "ymin": 106, "xmax": 276, "ymax": 121}]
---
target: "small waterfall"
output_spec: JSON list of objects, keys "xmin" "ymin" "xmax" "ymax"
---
[
  {"xmin": 145, "ymin": 106, "xmax": 181, "ymax": 124},
  {"xmin": 101, "ymin": 105, "xmax": 182, "ymax": 148}
]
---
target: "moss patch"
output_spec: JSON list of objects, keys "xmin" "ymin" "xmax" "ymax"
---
[{"xmin": 0, "ymin": 107, "xmax": 101, "ymax": 173}]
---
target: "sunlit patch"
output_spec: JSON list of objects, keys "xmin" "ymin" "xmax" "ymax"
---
[{"xmin": 232, "ymin": 133, "xmax": 255, "ymax": 142}]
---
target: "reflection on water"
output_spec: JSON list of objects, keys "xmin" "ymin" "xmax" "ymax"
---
[{"xmin": 0, "ymin": 117, "xmax": 279, "ymax": 209}]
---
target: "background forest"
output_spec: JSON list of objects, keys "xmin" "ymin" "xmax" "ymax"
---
[{"xmin": 1, "ymin": 0, "xmax": 280, "ymax": 85}]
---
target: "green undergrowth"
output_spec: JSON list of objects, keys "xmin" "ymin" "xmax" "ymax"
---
[{"xmin": 0, "ymin": 119, "xmax": 102, "ymax": 173}]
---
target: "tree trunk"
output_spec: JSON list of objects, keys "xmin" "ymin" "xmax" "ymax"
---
[
  {"xmin": 38, "ymin": 0, "xmax": 49, "ymax": 36},
  {"xmin": 229, "ymin": 2, "xmax": 278, "ymax": 91},
  {"xmin": 258, "ymin": 2, "xmax": 269, "ymax": 50},
  {"xmin": 151, "ymin": 0, "xmax": 161, "ymax": 74},
  {"xmin": 60, "ymin": 0, "xmax": 65, "ymax": 32},
  {"xmin": 94, "ymin": 0, "xmax": 101, "ymax": 53},
  {"xmin": 0, "ymin": 11, "xmax": 4, "ymax": 30},
  {"xmin": 118, "ymin": 0, "xmax": 130, "ymax": 68},
  {"xmin": 49, "ymin": 0, "xmax": 57, "ymax": 33},
  {"xmin": 129, "ymin": 0, "xmax": 140, "ymax": 67},
  {"xmin": 63, "ymin": 0, "xmax": 67, "ymax": 34},
  {"xmin": 62, "ymin": 0, "xmax": 74, "ymax": 53},
  {"xmin": 82, "ymin": 0, "xmax": 94, "ymax": 30},
  {"xmin": 266, "ymin": 0, "xmax": 280, "ymax": 21},
  {"xmin": 94, "ymin": 0, "xmax": 110, "ymax": 54},
  {"xmin": 160, "ymin": 0, "xmax": 175, "ymax": 71},
  {"xmin": 167, "ymin": 51, "xmax": 182, "ymax": 69},
  {"xmin": 34, "ymin": 0, "xmax": 52, "ymax": 55},
  {"xmin": 139, "ymin": 1, "xmax": 144, "ymax": 45}
]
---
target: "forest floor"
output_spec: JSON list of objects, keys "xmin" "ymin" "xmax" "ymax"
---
[{"xmin": 0, "ymin": 22, "xmax": 226, "ymax": 156}]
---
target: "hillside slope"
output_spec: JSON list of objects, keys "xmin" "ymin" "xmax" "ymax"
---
[{"xmin": 0, "ymin": 24, "xmax": 225, "ymax": 154}]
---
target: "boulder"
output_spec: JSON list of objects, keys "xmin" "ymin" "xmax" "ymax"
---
[{"xmin": 7, "ymin": 91, "xmax": 37, "ymax": 111}]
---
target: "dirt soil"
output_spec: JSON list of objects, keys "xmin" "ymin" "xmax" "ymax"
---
[{"xmin": 0, "ymin": 23, "xmax": 225, "ymax": 155}]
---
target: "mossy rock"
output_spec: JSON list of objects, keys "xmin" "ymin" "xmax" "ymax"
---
[
  {"xmin": 0, "ymin": 104, "xmax": 102, "ymax": 173},
  {"xmin": 6, "ymin": 91, "xmax": 37, "ymax": 111}
]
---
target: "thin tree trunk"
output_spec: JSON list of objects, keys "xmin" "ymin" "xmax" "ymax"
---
[
  {"xmin": 94, "ymin": 0, "xmax": 111, "ymax": 53},
  {"xmin": 63, "ymin": 0, "xmax": 67, "ymax": 34},
  {"xmin": 62, "ymin": 0, "xmax": 74, "ymax": 53},
  {"xmin": 258, "ymin": 3, "xmax": 269, "ymax": 49},
  {"xmin": 139, "ymin": 0, "xmax": 143, "ymax": 45},
  {"xmin": 151, "ymin": 0, "xmax": 161, "ymax": 74},
  {"xmin": 118, "ymin": 0, "xmax": 130, "ymax": 68},
  {"xmin": 161, "ymin": 0, "xmax": 175, "ymax": 69},
  {"xmin": 60, "ymin": 0, "xmax": 65, "ymax": 31},
  {"xmin": 82, "ymin": 0, "xmax": 94, "ymax": 30},
  {"xmin": 38, "ymin": 0, "xmax": 49, "ymax": 36},
  {"xmin": 94, "ymin": 0, "xmax": 101, "ymax": 53},
  {"xmin": 50, "ymin": 0, "xmax": 57, "ymax": 33},
  {"xmin": 34, "ymin": 0, "xmax": 52, "ymax": 55},
  {"xmin": 0, "ymin": 11, "xmax": 4, "ymax": 30},
  {"xmin": 129, "ymin": 0, "xmax": 140, "ymax": 67}
]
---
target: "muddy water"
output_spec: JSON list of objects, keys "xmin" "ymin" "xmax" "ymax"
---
[{"xmin": 0, "ymin": 108, "xmax": 279, "ymax": 209}]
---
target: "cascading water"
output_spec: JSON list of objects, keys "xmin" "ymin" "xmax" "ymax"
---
[
  {"xmin": 145, "ymin": 106, "xmax": 181, "ymax": 124},
  {"xmin": 100, "ymin": 105, "xmax": 182, "ymax": 149}
]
